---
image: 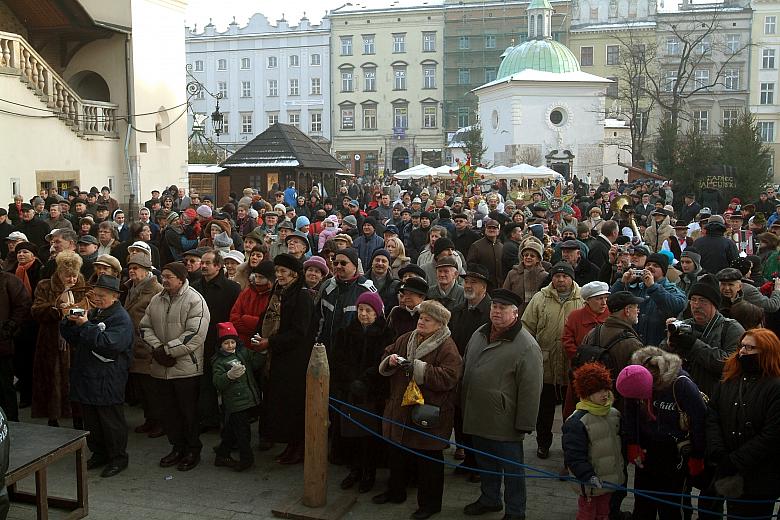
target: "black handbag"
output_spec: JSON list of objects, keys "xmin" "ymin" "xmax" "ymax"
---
[{"xmin": 411, "ymin": 403, "xmax": 441, "ymax": 429}]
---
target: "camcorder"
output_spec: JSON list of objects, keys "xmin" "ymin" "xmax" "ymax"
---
[{"xmin": 667, "ymin": 320, "xmax": 693, "ymax": 334}]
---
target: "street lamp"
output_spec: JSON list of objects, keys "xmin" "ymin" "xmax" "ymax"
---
[{"xmin": 211, "ymin": 94, "xmax": 224, "ymax": 137}]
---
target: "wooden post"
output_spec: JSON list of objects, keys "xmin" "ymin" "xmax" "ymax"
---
[{"xmin": 302, "ymin": 343, "xmax": 329, "ymax": 508}]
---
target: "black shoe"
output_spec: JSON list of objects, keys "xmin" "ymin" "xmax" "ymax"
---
[
  {"xmin": 159, "ymin": 450, "xmax": 184, "ymax": 468},
  {"xmin": 100, "ymin": 460, "xmax": 127, "ymax": 478},
  {"xmin": 47, "ymin": 419, "xmax": 59, "ymax": 427},
  {"xmin": 358, "ymin": 476, "xmax": 375, "ymax": 494},
  {"xmin": 214, "ymin": 455, "xmax": 236, "ymax": 468},
  {"xmin": 464, "ymin": 501, "xmax": 503, "ymax": 516},
  {"xmin": 177, "ymin": 452, "xmax": 200, "ymax": 471},
  {"xmin": 340, "ymin": 471, "xmax": 360, "ymax": 490},
  {"xmin": 502, "ymin": 515, "xmax": 526, "ymax": 520},
  {"xmin": 372, "ymin": 491, "xmax": 407, "ymax": 504},
  {"xmin": 86, "ymin": 456, "xmax": 108, "ymax": 470},
  {"xmin": 411, "ymin": 509, "xmax": 440, "ymax": 519},
  {"xmin": 234, "ymin": 459, "xmax": 253, "ymax": 472},
  {"xmin": 536, "ymin": 447, "xmax": 550, "ymax": 459}
]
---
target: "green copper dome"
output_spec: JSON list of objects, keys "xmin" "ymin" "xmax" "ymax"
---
[{"xmin": 496, "ymin": 39, "xmax": 581, "ymax": 79}]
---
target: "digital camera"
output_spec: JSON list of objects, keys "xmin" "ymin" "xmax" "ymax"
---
[{"xmin": 667, "ymin": 320, "xmax": 693, "ymax": 334}]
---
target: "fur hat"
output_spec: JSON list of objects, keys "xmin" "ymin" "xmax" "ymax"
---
[
  {"xmin": 433, "ymin": 237, "xmax": 455, "ymax": 257},
  {"xmin": 162, "ymin": 261, "xmax": 188, "ymax": 282},
  {"xmin": 217, "ymin": 322, "xmax": 239, "ymax": 343},
  {"xmin": 417, "ymin": 300, "xmax": 451, "ymax": 326},
  {"xmin": 13, "ymin": 241, "xmax": 38, "ymax": 256},
  {"xmin": 252, "ymin": 260, "xmax": 276, "ymax": 281},
  {"xmin": 274, "ymin": 253, "xmax": 304, "ymax": 275},
  {"xmin": 356, "ymin": 291, "xmax": 384, "ymax": 317},
  {"xmin": 573, "ymin": 362, "xmax": 613, "ymax": 399},
  {"xmin": 616, "ymin": 364, "xmax": 654, "ymax": 401},
  {"xmin": 213, "ymin": 231, "xmax": 233, "ymax": 249},
  {"xmin": 55, "ymin": 250, "xmax": 83, "ymax": 275}
]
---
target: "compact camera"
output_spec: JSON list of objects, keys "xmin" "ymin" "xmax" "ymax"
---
[
  {"xmin": 667, "ymin": 320, "xmax": 693, "ymax": 334},
  {"xmin": 616, "ymin": 245, "xmax": 630, "ymax": 254},
  {"xmin": 68, "ymin": 308, "xmax": 86, "ymax": 317}
]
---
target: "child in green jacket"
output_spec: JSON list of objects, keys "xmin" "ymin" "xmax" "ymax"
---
[{"xmin": 212, "ymin": 322, "xmax": 263, "ymax": 471}]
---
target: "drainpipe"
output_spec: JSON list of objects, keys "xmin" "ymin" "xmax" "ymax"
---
[{"xmin": 124, "ymin": 33, "xmax": 138, "ymax": 221}]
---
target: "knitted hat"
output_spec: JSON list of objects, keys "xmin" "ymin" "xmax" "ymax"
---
[
  {"xmin": 196, "ymin": 205, "xmax": 212, "ymax": 218},
  {"xmin": 296, "ymin": 215, "xmax": 310, "ymax": 228},
  {"xmin": 371, "ymin": 248, "xmax": 391, "ymax": 264},
  {"xmin": 217, "ymin": 322, "xmax": 239, "ymax": 342},
  {"xmin": 162, "ymin": 261, "xmax": 188, "ymax": 282},
  {"xmin": 550, "ymin": 261, "xmax": 575, "ymax": 280},
  {"xmin": 363, "ymin": 217, "xmax": 377, "ymax": 230},
  {"xmin": 274, "ymin": 252, "xmax": 304, "ymax": 275},
  {"xmin": 343, "ymin": 215, "xmax": 358, "ymax": 228},
  {"xmin": 646, "ymin": 253, "xmax": 669, "ymax": 275},
  {"xmin": 356, "ymin": 291, "xmax": 384, "ymax": 317},
  {"xmin": 520, "ymin": 239, "xmax": 544, "ymax": 259},
  {"xmin": 573, "ymin": 362, "xmax": 613, "ymax": 399},
  {"xmin": 303, "ymin": 255, "xmax": 329, "ymax": 276},
  {"xmin": 129, "ymin": 241, "xmax": 152, "ymax": 256},
  {"xmin": 252, "ymin": 260, "xmax": 276, "ymax": 281},
  {"xmin": 274, "ymin": 203, "xmax": 287, "ymax": 216},
  {"xmin": 417, "ymin": 299, "xmax": 451, "ymax": 325},
  {"xmin": 334, "ymin": 247, "xmax": 359, "ymax": 268},
  {"xmin": 433, "ymin": 237, "xmax": 455, "ymax": 257},
  {"xmin": 323, "ymin": 215, "xmax": 340, "ymax": 227},
  {"xmin": 166, "ymin": 211, "xmax": 180, "ymax": 223},
  {"xmin": 214, "ymin": 231, "xmax": 233, "ymax": 249},
  {"xmin": 689, "ymin": 281, "xmax": 721, "ymax": 307},
  {"xmin": 616, "ymin": 364, "xmax": 654, "ymax": 401},
  {"xmin": 680, "ymin": 249, "xmax": 701, "ymax": 267}
]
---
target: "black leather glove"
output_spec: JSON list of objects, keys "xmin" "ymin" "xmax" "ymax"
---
[
  {"xmin": 152, "ymin": 347, "xmax": 176, "ymax": 367},
  {"xmin": 669, "ymin": 332, "xmax": 696, "ymax": 352}
]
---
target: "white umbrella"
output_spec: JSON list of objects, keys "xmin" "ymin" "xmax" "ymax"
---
[
  {"xmin": 434, "ymin": 164, "xmax": 493, "ymax": 178},
  {"xmin": 394, "ymin": 163, "xmax": 437, "ymax": 179}
]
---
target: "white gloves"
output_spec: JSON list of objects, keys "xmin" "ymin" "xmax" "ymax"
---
[
  {"xmin": 588, "ymin": 476, "xmax": 603, "ymax": 488},
  {"xmin": 227, "ymin": 363, "xmax": 246, "ymax": 380}
]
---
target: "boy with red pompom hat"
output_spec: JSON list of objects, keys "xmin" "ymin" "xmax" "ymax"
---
[
  {"xmin": 212, "ymin": 322, "xmax": 263, "ymax": 472},
  {"xmin": 562, "ymin": 362, "xmax": 624, "ymax": 520}
]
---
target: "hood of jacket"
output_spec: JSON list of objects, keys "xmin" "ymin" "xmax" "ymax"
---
[{"xmin": 630, "ymin": 346, "xmax": 682, "ymax": 390}]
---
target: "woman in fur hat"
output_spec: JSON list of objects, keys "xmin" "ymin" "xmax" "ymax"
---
[{"xmin": 502, "ymin": 238, "xmax": 549, "ymax": 316}]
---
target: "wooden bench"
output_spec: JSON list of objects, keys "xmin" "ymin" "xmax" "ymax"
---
[{"xmin": 6, "ymin": 422, "xmax": 88, "ymax": 519}]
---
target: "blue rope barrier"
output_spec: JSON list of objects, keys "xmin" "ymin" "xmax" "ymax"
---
[{"xmin": 328, "ymin": 396, "xmax": 780, "ymax": 518}]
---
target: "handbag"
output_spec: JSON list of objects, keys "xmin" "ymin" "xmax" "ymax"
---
[{"xmin": 411, "ymin": 403, "xmax": 440, "ymax": 429}]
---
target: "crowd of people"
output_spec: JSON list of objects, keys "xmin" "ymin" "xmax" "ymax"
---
[{"xmin": 1, "ymin": 176, "xmax": 780, "ymax": 519}]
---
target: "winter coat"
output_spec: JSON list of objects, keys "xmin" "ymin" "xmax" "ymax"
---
[
  {"xmin": 60, "ymin": 301, "xmax": 134, "ymax": 406},
  {"xmin": 522, "ymin": 282, "xmax": 584, "ymax": 385},
  {"xmin": 461, "ymin": 319, "xmax": 543, "ymax": 441},
  {"xmin": 318, "ymin": 275, "xmax": 376, "ymax": 349},
  {"xmin": 139, "ymin": 280, "xmax": 210, "ymax": 380},
  {"xmin": 212, "ymin": 345, "xmax": 263, "ymax": 414},
  {"xmin": 14, "ymin": 218, "xmax": 50, "ymax": 249},
  {"xmin": 0, "ymin": 272, "xmax": 31, "ymax": 356},
  {"xmin": 610, "ymin": 277, "xmax": 686, "ymax": 347},
  {"xmin": 192, "ymin": 272, "xmax": 241, "ymax": 358},
  {"xmin": 407, "ymin": 226, "xmax": 429, "ymax": 262},
  {"xmin": 502, "ymin": 263, "xmax": 549, "ymax": 316},
  {"xmin": 426, "ymin": 282, "xmax": 466, "ymax": 313},
  {"xmin": 660, "ymin": 312, "xmax": 744, "ymax": 397},
  {"xmin": 378, "ymin": 330, "xmax": 462, "ymax": 450},
  {"xmin": 31, "ymin": 274, "xmax": 91, "ymax": 419},
  {"xmin": 587, "ymin": 235, "xmax": 612, "ymax": 269},
  {"xmin": 449, "ymin": 294, "xmax": 492, "ymax": 356},
  {"xmin": 368, "ymin": 272, "xmax": 400, "ymax": 316},
  {"xmin": 692, "ymin": 229, "xmax": 739, "ymax": 275},
  {"xmin": 467, "ymin": 236, "xmax": 504, "ymax": 288},
  {"xmin": 353, "ymin": 232, "xmax": 384, "ymax": 270},
  {"xmin": 229, "ymin": 285, "xmax": 271, "ymax": 347},
  {"xmin": 644, "ymin": 217, "xmax": 674, "ymax": 253},
  {"xmin": 123, "ymin": 274, "xmax": 163, "ymax": 374},
  {"xmin": 563, "ymin": 407, "xmax": 624, "ymax": 496},
  {"xmin": 699, "ymin": 188, "xmax": 723, "ymax": 215},
  {"xmin": 562, "ymin": 305, "xmax": 610, "ymax": 360},
  {"xmin": 265, "ymin": 280, "xmax": 317, "ymax": 442},
  {"xmin": 501, "ymin": 239, "xmax": 521, "ymax": 278},
  {"xmin": 739, "ymin": 282, "xmax": 780, "ymax": 313},
  {"xmin": 387, "ymin": 306, "xmax": 419, "ymax": 341},
  {"xmin": 592, "ymin": 316, "xmax": 644, "ymax": 379},
  {"xmin": 453, "ymin": 228, "xmax": 480, "ymax": 258},
  {"xmin": 676, "ymin": 266, "xmax": 704, "ymax": 296},
  {"xmin": 706, "ymin": 373, "xmax": 780, "ymax": 496},
  {"xmin": 679, "ymin": 201, "xmax": 701, "ymax": 224}
]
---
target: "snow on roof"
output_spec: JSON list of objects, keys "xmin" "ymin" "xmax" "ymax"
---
[
  {"xmin": 188, "ymin": 164, "xmax": 225, "ymax": 174},
  {"xmin": 225, "ymin": 160, "xmax": 301, "ymax": 168},
  {"xmin": 473, "ymin": 69, "xmax": 612, "ymax": 92},
  {"xmin": 330, "ymin": 0, "xmax": 443, "ymax": 15},
  {"xmin": 604, "ymin": 118, "xmax": 628, "ymax": 128},
  {"xmin": 571, "ymin": 21, "xmax": 656, "ymax": 32}
]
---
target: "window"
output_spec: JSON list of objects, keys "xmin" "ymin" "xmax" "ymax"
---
[
  {"xmin": 666, "ymin": 37, "xmax": 679, "ymax": 55},
  {"xmin": 458, "ymin": 107, "xmax": 469, "ymax": 127},
  {"xmin": 693, "ymin": 110, "xmax": 709, "ymax": 134},
  {"xmin": 766, "ymin": 16, "xmax": 777, "ymax": 35},
  {"xmin": 631, "ymin": 74, "xmax": 646, "ymax": 92},
  {"xmin": 288, "ymin": 112, "xmax": 300, "ymax": 128},
  {"xmin": 289, "ymin": 55, "xmax": 299, "ymax": 67},
  {"xmin": 726, "ymin": 34, "xmax": 740, "ymax": 54},
  {"xmin": 723, "ymin": 109, "xmax": 739, "ymax": 128},
  {"xmin": 341, "ymin": 36, "xmax": 353, "ymax": 56},
  {"xmin": 363, "ymin": 67, "xmax": 376, "ymax": 91},
  {"xmin": 760, "ymin": 121, "xmax": 775, "ymax": 142},
  {"xmin": 240, "ymin": 57, "xmax": 250, "ymax": 70},
  {"xmin": 341, "ymin": 107, "xmax": 355, "ymax": 130},
  {"xmin": 606, "ymin": 77, "xmax": 618, "ymax": 97},
  {"xmin": 606, "ymin": 45, "xmax": 619, "ymax": 65},
  {"xmin": 581, "ymin": 46, "xmax": 593, "ymax": 66},
  {"xmin": 393, "ymin": 106, "xmax": 408, "ymax": 129},
  {"xmin": 217, "ymin": 81, "xmax": 228, "ymax": 99},
  {"xmin": 664, "ymin": 70, "xmax": 677, "ymax": 92},
  {"xmin": 485, "ymin": 67, "xmax": 497, "ymax": 83},
  {"xmin": 763, "ymin": 49, "xmax": 776, "ymax": 69},
  {"xmin": 363, "ymin": 34, "xmax": 375, "ymax": 54},
  {"xmin": 724, "ymin": 69, "xmax": 740, "ymax": 90},
  {"xmin": 341, "ymin": 69, "xmax": 354, "ymax": 92},
  {"xmin": 394, "ymin": 66, "xmax": 406, "ymax": 90},
  {"xmin": 485, "ymin": 35, "xmax": 496, "ymax": 49},
  {"xmin": 194, "ymin": 60, "xmax": 203, "ymax": 71},
  {"xmin": 694, "ymin": 69, "xmax": 710, "ymax": 90},
  {"xmin": 423, "ymin": 105, "xmax": 437, "ymax": 128},
  {"xmin": 310, "ymin": 112, "xmax": 322, "ymax": 133},
  {"xmin": 311, "ymin": 78, "xmax": 321, "ymax": 95},
  {"xmin": 423, "ymin": 66, "xmax": 436, "ymax": 88},
  {"xmin": 634, "ymin": 111, "xmax": 648, "ymax": 136},
  {"xmin": 221, "ymin": 114, "xmax": 228, "ymax": 134},
  {"xmin": 195, "ymin": 89, "xmax": 204, "ymax": 100},
  {"xmin": 423, "ymin": 32, "xmax": 436, "ymax": 52},
  {"xmin": 267, "ymin": 113, "xmax": 279, "ymax": 126},
  {"xmin": 761, "ymin": 82, "xmax": 775, "ymax": 104},
  {"xmin": 393, "ymin": 33, "xmax": 406, "ymax": 53},
  {"xmin": 217, "ymin": 58, "xmax": 227, "ymax": 70},
  {"xmin": 310, "ymin": 53, "xmax": 321, "ymax": 66},
  {"xmin": 268, "ymin": 80, "xmax": 278, "ymax": 97},
  {"xmin": 241, "ymin": 81, "xmax": 251, "ymax": 98},
  {"xmin": 240, "ymin": 112, "xmax": 252, "ymax": 133},
  {"xmin": 268, "ymin": 56, "xmax": 277, "ymax": 68},
  {"xmin": 699, "ymin": 39, "xmax": 711, "ymax": 54},
  {"xmin": 458, "ymin": 68, "xmax": 470, "ymax": 85},
  {"xmin": 289, "ymin": 78, "xmax": 299, "ymax": 96},
  {"xmin": 363, "ymin": 104, "xmax": 377, "ymax": 129},
  {"xmin": 459, "ymin": 36, "xmax": 470, "ymax": 50}
]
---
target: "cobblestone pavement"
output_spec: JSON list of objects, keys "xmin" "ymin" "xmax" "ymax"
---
[{"xmin": 9, "ymin": 405, "xmax": 634, "ymax": 519}]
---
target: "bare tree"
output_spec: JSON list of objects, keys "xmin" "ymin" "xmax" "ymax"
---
[{"xmin": 515, "ymin": 146, "xmax": 543, "ymax": 166}]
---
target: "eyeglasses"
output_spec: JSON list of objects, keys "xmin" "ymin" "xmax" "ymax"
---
[
  {"xmin": 739, "ymin": 343, "xmax": 758, "ymax": 350},
  {"xmin": 334, "ymin": 260, "xmax": 351, "ymax": 266}
]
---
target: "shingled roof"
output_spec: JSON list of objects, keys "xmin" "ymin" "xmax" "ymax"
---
[{"xmin": 220, "ymin": 123, "xmax": 345, "ymax": 170}]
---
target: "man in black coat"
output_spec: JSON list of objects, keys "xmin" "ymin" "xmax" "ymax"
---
[
  {"xmin": 191, "ymin": 250, "xmax": 241, "ymax": 431},
  {"xmin": 588, "ymin": 220, "xmax": 619, "ymax": 269},
  {"xmin": 452, "ymin": 213, "xmax": 480, "ymax": 258},
  {"xmin": 14, "ymin": 204, "xmax": 50, "ymax": 251},
  {"xmin": 0, "ymin": 271, "xmax": 31, "ymax": 421},
  {"xmin": 679, "ymin": 193, "xmax": 701, "ymax": 224},
  {"xmin": 501, "ymin": 223, "xmax": 523, "ymax": 278},
  {"xmin": 0, "ymin": 210, "xmax": 12, "ymax": 261},
  {"xmin": 559, "ymin": 240, "xmax": 600, "ymax": 286},
  {"xmin": 692, "ymin": 216, "xmax": 739, "ymax": 275}
]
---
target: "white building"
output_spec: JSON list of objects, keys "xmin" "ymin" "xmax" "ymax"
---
[
  {"xmin": 185, "ymin": 14, "xmax": 331, "ymax": 151},
  {"xmin": 0, "ymin": 0, "xmax": 188, "ymax": 207},
  {"xmin": 474, "ymin": 0, "xmax": 628, "ymax": 183}
]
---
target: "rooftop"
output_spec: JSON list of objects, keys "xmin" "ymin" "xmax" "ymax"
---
[
  {"xmin": 497, "ymin": 39, "xmax": 581, "ymax": 78},
  {"xmin": 329, "ymin": 0, "xmax": 444, "ymax": 15},
  {"xmin": 474, "ymin": 68, "xmax": 612, "ymax": 92}
]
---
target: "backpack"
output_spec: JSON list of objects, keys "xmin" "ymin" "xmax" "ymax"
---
[{"xmin": 571, "ymin": 324, "xmax": 633, "ymax": 371}]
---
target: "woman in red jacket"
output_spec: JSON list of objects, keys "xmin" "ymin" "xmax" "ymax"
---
[{"xmin": 229, "ymin": 261, "xmax": 274, "ymax": 347}]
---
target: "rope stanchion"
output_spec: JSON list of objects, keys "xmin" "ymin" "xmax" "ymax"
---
[{"xmin": 328, "ymin": 397, "xmax": 780, "ymax": 519}]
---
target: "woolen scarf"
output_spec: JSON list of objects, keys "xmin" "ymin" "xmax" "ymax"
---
[
  {"xmin": 405, "ymin": 325, "xmax": 451, "ymax": 362},
  {"xmin": 575, "ymin": 392, "xmax": 614, "ymax": 416},
  {"xmin": 15, "ymin": 260, "xmax": 35, "ymax": 295}
]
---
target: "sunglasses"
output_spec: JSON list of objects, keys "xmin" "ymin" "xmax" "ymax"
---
[{"xmin": 334, "ymin": 260, "xmax": 350, "ymax": 266}]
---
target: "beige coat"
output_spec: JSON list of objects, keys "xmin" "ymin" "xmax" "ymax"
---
[
  {"xmin": 521, "ymin": 282, "xmax": 584, "ymax": 385},
  {"xmin": 139, "ymin": 279, "xmax": 210, "ymax": 380},
  {"xmin": 124, "ymin": 274, "xmax": 163, "ymax": 374}
]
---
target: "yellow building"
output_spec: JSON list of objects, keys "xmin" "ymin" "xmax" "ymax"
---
[{"xmin": 750, "ymin": 0, "xmax": 780, "ymax": 180}]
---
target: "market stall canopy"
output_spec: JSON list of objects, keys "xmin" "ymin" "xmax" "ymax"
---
[
  {"xmin": 433, "ymin": 164, "xmax": 493, "ymax": 178},
  {"xmin": 490, "ymin": 164, "xmax": 564, "ymax": 181},
  {"xmin": 394, "ymin": 163, "xmax": 438, "ymax": 179}
]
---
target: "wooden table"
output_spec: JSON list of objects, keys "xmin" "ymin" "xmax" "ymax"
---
[{"xmin": 5, "ymin": 422, "xmax": 88, "ymax": 519}]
